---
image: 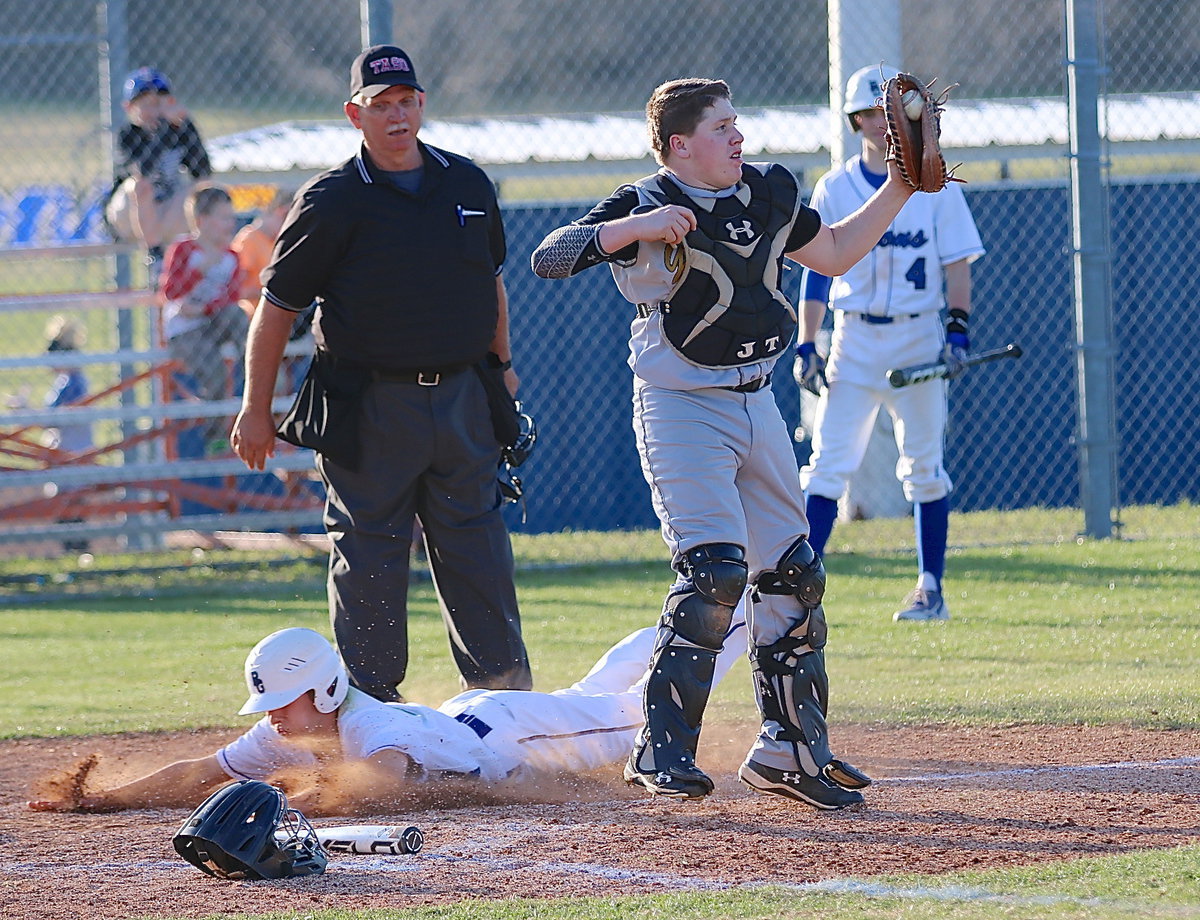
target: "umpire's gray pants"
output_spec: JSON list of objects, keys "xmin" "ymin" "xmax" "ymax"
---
[{"xmin": 319, "ymin": 368, "xmax": 531, "ymax": 696}]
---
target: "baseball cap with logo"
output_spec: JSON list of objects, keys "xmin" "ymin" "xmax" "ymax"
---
[
  {"xmin": 350, "ymin": 45, "xmax": 424, "ymax": 101},
  {"xmin": 122, "ymin": 66, "xmax": 172, "ymax": 104}
]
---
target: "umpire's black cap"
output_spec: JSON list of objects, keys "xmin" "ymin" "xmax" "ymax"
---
[{"xmin": 350, "ymin": 45, "xmax": 424, "ymax": 100}]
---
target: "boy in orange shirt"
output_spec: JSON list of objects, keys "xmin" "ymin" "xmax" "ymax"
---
[{"xmin": 232, "ymin": 188, "xmax": 295, "ymax": 318}]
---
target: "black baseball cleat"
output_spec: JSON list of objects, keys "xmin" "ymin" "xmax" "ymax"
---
[
  {"xmin": 623, "ymin": 757, "xmax": 715, "ymax": 800},
  {"xmin": 738, "ymin": 759, "xmax": 865, "ymax": 809}
]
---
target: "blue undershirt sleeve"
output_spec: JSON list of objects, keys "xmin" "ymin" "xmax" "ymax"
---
[{"xmin": 802, "ymin": 267, "xmax": 832, "ymax": 304}]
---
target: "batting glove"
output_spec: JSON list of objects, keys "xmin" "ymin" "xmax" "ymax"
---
[
  {"xmin": 793, "ymin": 342, "xmax": 828, "ymax": 396},
  {"xmin": 942, "ymin": 309, "xmax": 970, "ymax": 378}
]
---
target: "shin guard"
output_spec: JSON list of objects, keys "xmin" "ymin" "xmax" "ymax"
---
[{"xmin": 750, "ymin": 605, "xmax": 834, "ymax": 777}]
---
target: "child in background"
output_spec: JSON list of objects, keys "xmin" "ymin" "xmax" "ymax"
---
[
  {"xmin": 105, "ymin": 67, "xmax": 212, "ymax": 282},
  {"xmin": 232, "ymin": 187, "xmax": 295, "ymax": 318},
  {"xmin": 159, "ymin": 184, "xmax": 249, "ymax": 451},
  {"xmin": 42, "ymin": 316, "xmax": 93, "ymax": 553},
  {"xmin": 42, "ymin": 316, "xmax": 93, "ymax": 457}
]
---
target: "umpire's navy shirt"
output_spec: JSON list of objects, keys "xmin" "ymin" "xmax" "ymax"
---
[{"xmin": 262, "ymin": 142, "xmax": 505, "ymax": 370}]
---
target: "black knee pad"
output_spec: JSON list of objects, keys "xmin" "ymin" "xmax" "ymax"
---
[
  {"xmin": 660, "ymin": 543, "xmax": 746, "ymax": 651},
  {"xmin": 663, "ymin": 589, "xmax": 735, "ymax": 651},
  {"xmin": 755, "ymin": 537, "xmax": 826, "ymax": 608},
  {"xmin": 677, "ymin": 543, "xmax": 748, "ymax": 607}
]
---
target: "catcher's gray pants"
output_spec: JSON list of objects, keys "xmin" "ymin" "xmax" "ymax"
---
[
  {"xmin": 633, "ymin": 379, "xmax": 835, "ymax": 769},
  {"xmin": 319, "ymin": 369, "xmax": 531, "ymax": 697}
]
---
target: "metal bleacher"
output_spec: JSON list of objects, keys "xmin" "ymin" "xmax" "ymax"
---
[{"xmin": 0, "ymin": 245, "xmax": 323, "ymax": 552}]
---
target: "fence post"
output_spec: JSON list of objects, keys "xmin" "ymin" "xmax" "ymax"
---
[
  {"xmin": 827, "ymin": 0, "xmax": 902, "ymax": 165},
  {"xmin": 360, "ymin": 0, "xmax": 393, "ymax": 47},
  {"xmin": 823, "ymin": 1, "xmax": 907, "ymax": 521},
  {"xmin": 1066, "ymin": 0, "xmax": 1118, "ymax": 538},
  {"xmin": 98, "ymin": 0, "xmax": 156, "ymax": 548}
]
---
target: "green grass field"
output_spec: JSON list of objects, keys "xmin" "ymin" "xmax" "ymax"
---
[
  {"xmin": 3, "ymin": 503, "xmax": 1198, "ymax": 919},
  {"xmin": 130, "ymin": 845, "xmax": 1200, "ymax": 920}
]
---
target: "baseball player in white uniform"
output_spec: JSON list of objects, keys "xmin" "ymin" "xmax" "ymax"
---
[
  {"xmin": 795, "ymin": 66, "xmax": 985, "ymax": 622},
  {"xmin": 29, "ymin": 611, "xmax": 748, "ymax": 816},
  {"xmin": 532, "ymin": 78, "xmax": 919, "ymax": 810}
]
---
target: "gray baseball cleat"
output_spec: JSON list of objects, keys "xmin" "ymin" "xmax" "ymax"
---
[
  {"xmin": 893, "ymin": 587, "xmax": 950, "ymax": 621},
  {"xmin": 738, "ymin": 759, "xmax": 864, "ymax": 809}
]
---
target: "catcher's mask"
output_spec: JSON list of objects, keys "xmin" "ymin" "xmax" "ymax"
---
[
  {"xmin": 173, "ymin": 780, "xmax": 327, "ymax": 880},
  {"xmin": 502, "ymin": 403, "xmax": 537, "ymax": 469},
  {"xmin": 496, "ymin": 407, "xmax": 535, "ymax": 508},
  {"xmin": 499, "ymin": 405, "xmax": 537, "ymax": 506}
]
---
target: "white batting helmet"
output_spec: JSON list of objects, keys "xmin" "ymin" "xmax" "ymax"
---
[
  {"xmin": 238, "ymin": 628, "xmax": 348, "ymax": 715},
  {"xmin": 843, "ymin": 64, "xmax": 901, "ymax": 115}
]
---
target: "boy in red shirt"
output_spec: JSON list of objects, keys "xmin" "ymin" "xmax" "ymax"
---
[{"xmin": 159, "ymin": 184, "xmax": 249, "ymax": 449}]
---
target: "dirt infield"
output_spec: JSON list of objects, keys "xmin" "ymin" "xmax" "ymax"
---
[{"xmin": 3, "ymin": 723, "xmax": 1198, "ymax": 919}]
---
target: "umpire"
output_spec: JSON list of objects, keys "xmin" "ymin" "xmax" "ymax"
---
[{"xmin": 231, "ymin": 45, "xmax": 532, "ymax": 698}]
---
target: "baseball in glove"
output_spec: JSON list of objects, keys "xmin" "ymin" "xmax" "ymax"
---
[{"xmin": 882, "ymin": 72, "xmax": 964, "ymax": 193}]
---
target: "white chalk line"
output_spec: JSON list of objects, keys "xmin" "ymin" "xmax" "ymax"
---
[{"xmin": 878, "ymin": 755, "xmax": 1200, "ymax": 784}]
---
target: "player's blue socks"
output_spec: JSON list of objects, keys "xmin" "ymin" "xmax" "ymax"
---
[
  {"xmin": 915, "ymin": 497, "xmax": 950, "ymax": 588},
  {"xmin": 805, "ymin": 494, "xmax": 839, "ymax": 557}
]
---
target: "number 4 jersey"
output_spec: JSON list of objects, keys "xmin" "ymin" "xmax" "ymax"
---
[{"xmin": 808, "ymin": 155, "xmax": 984, "ymax": 319}]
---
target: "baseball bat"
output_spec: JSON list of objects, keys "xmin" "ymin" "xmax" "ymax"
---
[
  {"xmin": 285, "ymin": 824, "xmax": 425, "ymax": 855},
  {"xmin": 887, "ymin": 343, "xmax": 1022, "ymax": 389}
]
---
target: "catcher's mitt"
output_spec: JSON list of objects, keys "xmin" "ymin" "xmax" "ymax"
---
[{"xmin": 882, "ymin": 72, "xmax": 963, "ymax": 193}]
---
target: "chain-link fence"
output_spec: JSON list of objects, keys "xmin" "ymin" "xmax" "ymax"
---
[{"xmin": 0, "ymin": 0, "xmax": 1196, "ymax": 554}]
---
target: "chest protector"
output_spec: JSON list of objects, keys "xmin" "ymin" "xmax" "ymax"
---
[{"xmin": 634, "ymin": 164, "xmax": 802, "ymax": 368}]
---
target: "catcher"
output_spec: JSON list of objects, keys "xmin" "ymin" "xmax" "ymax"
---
[
  {"xmin": 529, "ymin": 73, "xmax": 955, "ymax": 810},
  {"xmin": 29, "ymin": 606, "xmax": 748, "ymax": 817}
]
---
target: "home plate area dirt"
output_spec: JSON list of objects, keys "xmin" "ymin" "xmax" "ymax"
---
[{"xmin": 2, "ymin": 723, "xmax": 1198, "ymax": 919}]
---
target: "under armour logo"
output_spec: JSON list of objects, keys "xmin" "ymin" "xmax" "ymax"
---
[
  {"xmin": 249, "ymin": 669, "xmax": 266, "ymax": 693},
  {"xmin": 782, "ymin": 772, "xmax": 803, "ymax": 783},
  {"xmin": 726, "ymin": 219, "xmax": 755, "ymax": 240},
  {"xmin": 655, "ymin": 772, "xmax": 673, "ymax": 785}
]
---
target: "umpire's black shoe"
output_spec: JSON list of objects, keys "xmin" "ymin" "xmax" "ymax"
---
[
  {"xmin": 623, "ymin": 757, "xmax": 714, "ymax": 800},
  {"xmin": 738, "ymin": 759, "xmax": 865, "ymax": 809}
]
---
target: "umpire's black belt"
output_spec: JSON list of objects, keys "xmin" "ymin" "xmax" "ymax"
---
[
  {"xmin": 370, "ymin": 362, "xmax": 472, "ymax": 386},
  {"xmin": 855, "ymin": 312, "xmax": 922, "ymax": 325},
  {"xmin": 454, "ymin": 712, "xmax": 493, "ymax": 738},
  {"xmin": 719, "ymin": 372, "xmax": 772, "ymax": 393}
]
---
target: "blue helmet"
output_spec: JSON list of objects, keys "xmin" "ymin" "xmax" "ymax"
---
[{"xmin": 122, "ymin": 66, "xmax": 172, "ymax": 103}]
